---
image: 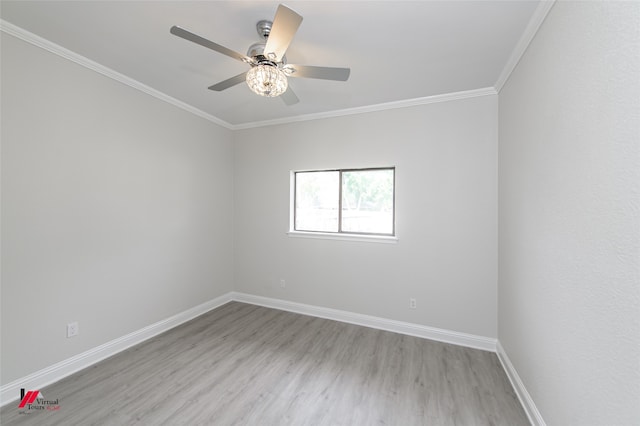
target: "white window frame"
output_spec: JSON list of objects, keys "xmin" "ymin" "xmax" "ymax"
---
[{"xmin": 288, "ymin": 167, "xmax": 398, "ymax": 244}]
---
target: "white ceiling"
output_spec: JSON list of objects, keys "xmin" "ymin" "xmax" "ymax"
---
[{"xmin": 0, "ymin": 1, "xmax": 542, "ymax": 128}]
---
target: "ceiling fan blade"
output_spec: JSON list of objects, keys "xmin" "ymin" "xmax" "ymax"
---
[
  {"xmin": 281, "ymin": 86, "xmax": 299, "ymax": 105},
  {"xmin": 285, "ymin": 65, "xmax": 351, "ymax": 81},
  {"xmin": 170, "ymin": 26, "xmax": 253, "ymax": 64},
  {"xmin": 263, "ymin": 5, "xmax": 303, "ymax": 61},
  {"xmin": 208, "ymin": 72, "xmax": 248, "ymax": 91}
]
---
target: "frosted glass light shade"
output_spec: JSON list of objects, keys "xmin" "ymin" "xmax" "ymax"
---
[{"xmin": 246, "ymin": 64, "xmax": 288, "ymax": 97}]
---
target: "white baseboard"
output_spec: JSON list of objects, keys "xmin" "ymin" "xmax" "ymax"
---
[
  {"xmin": 231, "ymin": 292, "xmax": 497, "ymax": 352},
  {"xmin": 2, "ymin": 291, "xmax": 505, "ymax": 410},
  {"xmin": 496, "ymin": 341, "xmax": 546, "ymax": 426},
  {"xmin": 0, "ymin": 292, "xmax": 233, "ymax": 407}
]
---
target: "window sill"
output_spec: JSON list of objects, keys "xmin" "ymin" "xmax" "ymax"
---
[{"xmin": 287, "ymin": 231, "xmax": 398, "ymax": 244}]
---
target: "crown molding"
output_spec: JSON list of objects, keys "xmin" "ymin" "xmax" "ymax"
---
[
  {"xmin": 230, "ymin": 87, "xmax": 498, "ymax": 130},
  {"xmin": 2, "ymin": 19, "xmax": 497, "ymax": 131},
  {"xmin": 494, "ymin": 0, "xmax": 556, "ymax": 92},
  {"xmin": 0, "ymin": 19, "xmax": 235, "ymax": 130}
]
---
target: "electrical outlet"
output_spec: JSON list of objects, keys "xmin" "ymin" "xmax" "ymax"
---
[
  {"xmin": 280, "ymin": 279, "xmax": 286, "ymax": 288},
  {"xmin": 67, "ymin": 322, "xmax": 79, "ymax": 338},
  {"xmin": 409, "ymin": 298, "xmax": 417, "ymax": 309}
]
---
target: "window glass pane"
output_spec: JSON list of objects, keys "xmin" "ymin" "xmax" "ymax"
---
[
  {"xmin": 295, "ymin": 171, "xmax": 339, "ymax": 232},
  {"xmin": 341, "ymin": 169, "xmax": 394, "ymax": 235}
]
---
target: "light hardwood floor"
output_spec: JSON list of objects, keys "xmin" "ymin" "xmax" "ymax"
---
[{"xmin": 1, "ymin": 302, "xmax": 529, "ymax": 425}]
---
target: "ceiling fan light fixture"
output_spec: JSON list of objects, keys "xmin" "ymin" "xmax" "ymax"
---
[{"xmin": 246, "ymin": 64, "xmax": 288, "ymax": 97}]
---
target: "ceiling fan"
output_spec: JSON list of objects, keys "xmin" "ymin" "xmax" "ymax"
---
[{"xmin": 170, "ymin": 4, "xmax": 351, "ymax": 105}]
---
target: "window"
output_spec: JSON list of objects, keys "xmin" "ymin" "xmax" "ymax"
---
[{"xmin": 293, "ymin": 167, "xmax": 395, "ymax": 236}]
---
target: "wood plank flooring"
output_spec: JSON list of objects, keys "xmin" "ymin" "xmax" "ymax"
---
[{"xmin": 1, "ymin": 302, "xmax": 529, "ymax": 425}]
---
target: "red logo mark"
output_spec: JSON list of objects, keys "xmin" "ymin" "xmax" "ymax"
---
[{"xmin": 18, "ymin": 390, "xmax": 40, "ymax": 408}]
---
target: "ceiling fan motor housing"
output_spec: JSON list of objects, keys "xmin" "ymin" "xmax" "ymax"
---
[{"xmin": 247, "ymin": 42, "xmax": 286, "ymax": 65}]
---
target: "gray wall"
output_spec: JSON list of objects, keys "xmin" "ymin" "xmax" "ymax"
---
[
  {"xmin": 498, "ymin": 1, "xmax": 640, "ymax": 424},
  {"xmin": 234, "ymin": 96, "xmax": 498, "ymax": 338},
  {"xmin": 1, "ymin": 34, "xmax": 235, "ymax": 384}
]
